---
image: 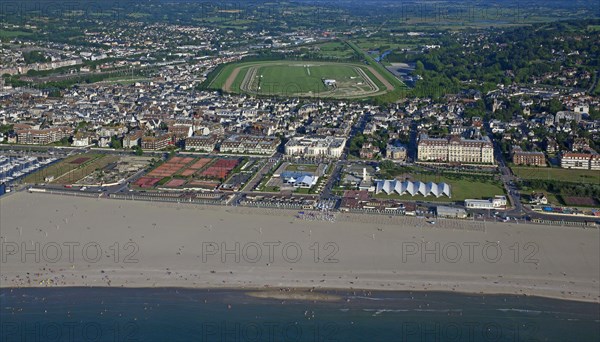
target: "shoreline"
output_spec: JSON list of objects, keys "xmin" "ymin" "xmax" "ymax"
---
[
  {"xmin": 1, "ymin": 192, "xmax": 599, "ymax": 304},
  {"xmin": 2, "ymin": 285, "xmax": 599, "ymax": 305}
]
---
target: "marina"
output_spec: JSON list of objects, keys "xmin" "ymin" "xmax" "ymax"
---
[{"xmin": 0, "ymin": 155, "xmax": 58, "ymax": 186}]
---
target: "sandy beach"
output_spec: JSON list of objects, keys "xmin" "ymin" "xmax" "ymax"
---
[{"xmin": 1, "ymin": 192, "xmax": 598, "ymax": 303}]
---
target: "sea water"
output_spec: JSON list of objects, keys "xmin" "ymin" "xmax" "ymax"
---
[{"xmin": 1, "ymin": 288, "xmax": 599, "ymax": 341}]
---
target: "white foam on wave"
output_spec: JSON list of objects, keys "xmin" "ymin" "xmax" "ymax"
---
[{"xmin": 497, "ymin": 308, "xmax": 542, "ymax": 314}]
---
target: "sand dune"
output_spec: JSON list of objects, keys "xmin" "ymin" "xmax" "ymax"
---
[{"xmin": 1, "ymin": 192, "xmax": 598, "ymax": 303}]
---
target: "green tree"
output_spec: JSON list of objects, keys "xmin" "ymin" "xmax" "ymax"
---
[
  {"xmin": 110, "ymin": 136, "xmax": 122, "ymax": 149},
  {"xmin": 0, "ymin": 124, "xmax": 13, "ymax": 134},
  {"xmin": 548, "ymin": 98, "xmax": 564, "ymax": 113},
  {"xmin": 379, "ymin": 160, "xmax": 395, "ymax": 170},
  {"xmin": 23, "ymin": 51, "xmax": 49, "ymax": 64},
  {"xmin": 415, "ymin": 60, "xmax": 425, "ymax": 73}
]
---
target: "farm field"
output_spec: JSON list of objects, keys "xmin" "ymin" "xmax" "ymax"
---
[{"xmin": 208, "ymin": 60, "xmax": 395, "ymax": 99}]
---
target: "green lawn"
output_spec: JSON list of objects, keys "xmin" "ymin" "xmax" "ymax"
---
[
  {"xmin": 512, "ymin": 167, "xmax": 600, "ymax": 184},
  {"xmin": 156, "ymin": 177, "xmax": 172, "ymax": 186},
  {"xmin": 313, "ymin": 41, "xmax": 355, "ymax": 59},
  {"xmin": 252, "ymin": 63, "xmax": 359, "ymax": 95},
  {"xmin": 286, "ymin": 164, "xmax": 318, "ymax": 172},
  {"xmin": 101, "ymin": 77, "xmax": 150, "ymax": 85},
  {"xmin": 353, "ymin": 38, "xmax": 416, "ymax": 52},
  {"xmin": 294, "ymin": 188, "xmax": 311, "ymax": 194},
  {"xmin": 229, "ymin": 67, "xmax": 249, "ymax": 93},
  {"xmin": 587, "ymin": 25, "xmax": 600, "ymax": 32},
  {"xmin": 0, "ymin": 30, "xmax": 33, "ymax": 39},
  {"xmin": 207, "ymin": 63, "xmax": 239, "ymax": 89},
  {"xmin": 344, "ymin": 40, "xmax": 407, "ymax": 89}
]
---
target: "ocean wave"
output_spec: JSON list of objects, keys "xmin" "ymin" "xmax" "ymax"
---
[
  {"xmin": 363, "ymin": 309, "xmax": 411, "ymax": 316},
  {"xmin": 349, "ymin": 296, "xmax": 414, "ymax": 301},
  {"xmin": 413, "ymin": 309, "xmax": 463, "ymax": 313},
  {"xmin": 497, "ymin": 308, "xmax": 542, "ymax": 314},
  {"xmin": 349, "ymin": 296, "xmax": 387, "ymax": 301}
]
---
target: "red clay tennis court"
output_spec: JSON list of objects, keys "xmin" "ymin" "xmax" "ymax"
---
[
  {"xmin": 134, "ymin": 177, "xmax": 161, "ymax": 188},
  {"xmin": 169, "ymin": 157, "xmax": 194, "ymax": 164},
  {"xmin": 212, "ymin": 159, "xmax": 239, "ymax": 169},
  {"xmin": 189, "ymin": 158, "xmax": 212, "ymax": 169},
  {"xmin": 147, "ymin": 157, "xmax": 194, "ymax": 177},
  {"xmin": 165, "ymin": 179, "xmax": 187, "ymax": 188},
  {"xmin": 199, "ymin": 167, "xmax": 229, "ymax": 179},
  {"xmin": 179, "ymin": 169, "xmax": 197, "ymax": 176},
  {"xmin": 147, "ymin": 165, "xmax": 179, "ymax": 177},
  {"xmin": 177, "ymin": 158, "xmax": 212, "ymax": 176},
  {"xmin": 199, "ymin": 158, "xmax": 239, "ymax": 179}
]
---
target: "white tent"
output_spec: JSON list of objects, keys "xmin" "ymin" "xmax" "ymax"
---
[{"xmin": 374, "ymin": 180, "xmax": 451, "ymax": 198}]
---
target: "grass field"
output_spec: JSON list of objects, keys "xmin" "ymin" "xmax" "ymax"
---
[
  {"xmin": 286, "ymin": 164, "xmax": 318, "ymax": 172},
  {"xmin": 100, "ymin": 77, "xmax": 151, "ymax": 85},
  {"xmin": 353, "ymin": 38, "xmax": 416, "ymax": 53},
  {"xmin": 209, "ymin": 60, "xmax": 394, "ymax": 99},
  {"xmin": 587, "ymin": 25, "xmax": 600, "ymax": 32},
  {"xmin": 511, "ymin": 167, "xmax": 600, "ymax": 184},
  {"xmin": 208, "ymin": 63, "xmax": 243, "ymax": 90},
  {"xmin": 23, "ymin": 154, "xmax": 99, "ymax": 184},
  {"xmin": 0, "ymin": 30, "xmax": 33, "ymax": 39},
  {"xmin": 345, "ymin": 41, "xmax": 407, "ymax": 86},
  {"xmin": 311, "ymin": 41, "xmax": 355, "ymax": 59},
  {"xmin": 22, "ymin": 154, "xmax": 120, "ymax": 185}
]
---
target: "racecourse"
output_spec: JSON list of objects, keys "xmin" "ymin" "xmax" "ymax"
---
[{"xmin": 210, "ymin": 60, "xmax": 394, "ymax": 99}]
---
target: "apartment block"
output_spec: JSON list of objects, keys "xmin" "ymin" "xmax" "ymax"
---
[
  {"xmin": 561, "ymin": 152, "xmax": 600, "ymax": 170},
  {"xmin": 512, "ymin": 146, "xmax": 546, "ymax": 166},
  {"xmin": 185, "ymin": 135, "xmax": 219, "ymax": 152},
  {"xmin": 285, "ymin": 136, "xmax": 346, "ymax": 158},
  {"xmin": 219, "ymin": 134, "xmax": 279, "ymax": 155},
  {"xmin": 141, "ymin": 134, "xmax": 171, "ymax": 150},
  {"xmin": 16, "ymin": 127, "xmax": 73, "ymax": 145}
]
